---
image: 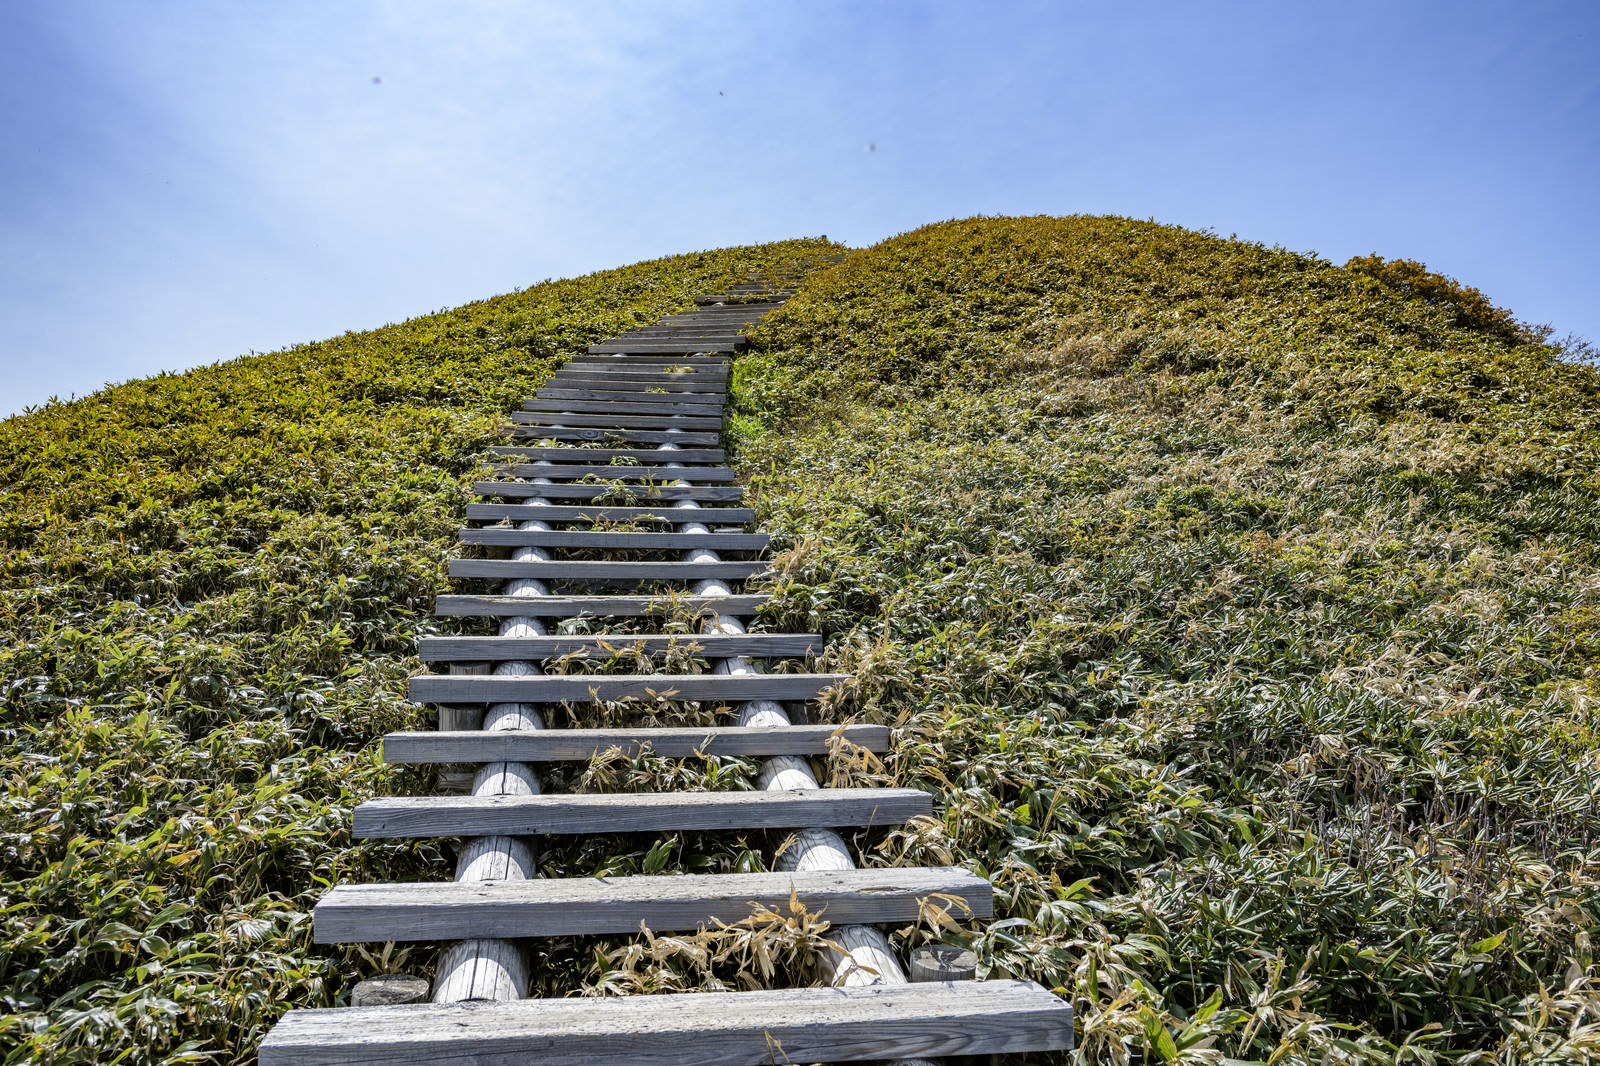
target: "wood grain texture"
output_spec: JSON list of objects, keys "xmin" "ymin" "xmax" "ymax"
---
[
  {"xmin": 433, "ymin": 593, "xmax": 768, "ymax": 617},
  {"xmin": 522, "ymin": 398, "xmax": 724, "ymax": 417},
  {"xmin": 502, "ymin": 427, "xmax": 720, "ymax": 445},
  {"xmin": 259, "ymin": 980, "xmax": 1074, "ymax": 1065},
  {"xmin": 547, "ymin": 367, "xmax": 729, "ymax": 381},
  {"xmin": 463, "ymin": 503, "xmax": 754, "ymax": 522},
  {"xmin": 447, "ymin": 560, "xmax": 768, "ymax": 581},
  {"xmin": 457, "ymin": 528, "xmax": 765, "ymax": 549},
  {"xmin": 530, "ymin": 391, "xmax": 727, "ymax": 407},
  {"xmin": 588, "ymin": 342, "xmax": 744, "ymax": 354},
  {"xmin": 566, "ymin": 354, "xmax": 731, "ymax": 365},
  {"xmin": 352, "ymin": 787, "xmax": 932, "ymax": 838},
  {"xmin": 485, "ymin": 446, "xmax": 725, "ymax": 463},
  {"xmin": 314, "ymin": 866, "xmax": 990, "ymax": 942},
  {"xmin": 510, "ymin": 411, "xmax": 723, "ymax": 431},
  {"xmin": 383, "ymin": 722, "xmax": 884, "ymax": 763},
  {"xmin": 537, "ymin": 379, "xmax": 728, "ymax": 394},
  {"xmin": 472, "ymin": 482, "xmax": 744, "ymax": 501},
  {"xmin": 417, "ymin": 632, "xmax": 814, "ymax": 661},
  {"xmin": 407, "ymin": 672, "xmax": 847, "ymax": 704}
]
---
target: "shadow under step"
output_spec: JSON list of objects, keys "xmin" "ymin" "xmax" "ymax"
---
[
  {"xmin": 383, "ymin": 722, "xmax": 884, "ymax": 763},
  {"xmin": 433, "ymin": 593, "xmax": 768, "ymax": 618},
  {"xmin": 472, "ymin": 482, "xmax": 743, "ymax": 501},
  {"xmin": 445, "ymin": 560, "xmax": 767, "ymax": 582},
  {"xmin": 407, "ymin": 672, "xmax": 847, "ymax": 705},
  {"xmin": 456, "ymin": 529, "xmax": 764, "ymax": 549},
  {"xmin": 417, "ymin": 631, "xmax": 815, "ymax": 661}
]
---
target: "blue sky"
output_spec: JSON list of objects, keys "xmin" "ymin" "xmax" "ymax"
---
[{"xmin": 2, "ymin": 1, "xmax": 1596, "ymax": 417}]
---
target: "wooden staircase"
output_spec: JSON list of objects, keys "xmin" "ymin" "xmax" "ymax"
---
[{"xmin": 259, "ymin": 271, "xmax": 1074, "ymax": 1064}]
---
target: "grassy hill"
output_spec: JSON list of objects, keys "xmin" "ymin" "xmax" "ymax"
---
[{"xmin": 4, "ymin": 218, "xmax": 1600, "ymax": 1064}]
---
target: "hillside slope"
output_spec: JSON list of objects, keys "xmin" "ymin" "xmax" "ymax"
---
[
  {"xmin": 732, "ymin": 217, "xmax": 1600, "ymax": 1062},
  {"xmin": 4, "ymin": 217, "xmax": 1599, "ymax": 1065},
  {"xmin": 0, "ymin": 239, "xmax": 838, "ymax": 1064}
]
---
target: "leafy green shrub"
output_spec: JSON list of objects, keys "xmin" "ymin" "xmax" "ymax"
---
[{"xmin": 1345, "ymin": 253, "xmax": 1533, "ymax": 345}]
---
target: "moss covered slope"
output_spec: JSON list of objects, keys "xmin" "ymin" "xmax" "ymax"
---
[{"xmin": 733, "ymin": 216, "xmax": 1600, "ymax": 1062}]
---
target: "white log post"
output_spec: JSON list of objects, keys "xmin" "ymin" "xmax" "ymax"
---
[
  {"xmin": 663, "ymin": 441, "xmax": 914, "ymax": 991},
  {"xmin": 433, "ymin": 463, "xmax": 553, "ymax": 1004}
]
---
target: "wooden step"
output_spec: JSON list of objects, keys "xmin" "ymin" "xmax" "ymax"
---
[
  {"xmin": 486, "ymin": 446, "xmax": 725, "ymax": 463},
  {"xmin": 589, "ymin": 342, "xmax": 744, "ymax": 354},
  {"xmin": 511, "ymin": 411, "xmax": 723, "ymax": 431},
  {"xmin": 434, "ymin": 593, "xmax": 768, "ymax": 617},
  {"xmin": 385, "ymin": 721, "xmax": 877, "ymax": 762},
  {"xmin": 656, "ymin": 308, "xmax": 768, "ymax": 316},
  {"xmin": 544, "ymin": 379, "xmax": 732, "ymax": 396},
  {"xmin": 464, "ymin": 503, "xmax": 754, "ymax": 523},
  {"xmin": 446, "ymin": 559, "xmax": 768, "ymax": 581},
  {"xmin": 407, "ymin": 672, "xmax": 847, "ymax": 704},
  {"xmin": 554, "ymin": 357, "xmax": 731, "ymax": 368},
  {"xmin": 541, "ymin": 373, "xmax": 728, "ymax": 388},
  {"xmin": 353, "ymin": 786, "xmax": 930, "ymax": 838},
  {"xmin": 481, "ymin": 464, "xmax": 737, "ymax": 482},
  {"xmin": 473, "ymin": 482, "xmax": 743, "ymax": 501},
  {"xmin": 503, "ymin": 427, "xmax": 720, "ymax": 445},
  {"xmin": 696, "ymin": 295, "xmax": 788, "ymax": 306},
  {"xmin": 314, "ymin": 866, "xmax": 988, "ymax": 942},
  {"xmin": 565, "ymin": 356, "xmax": 731, "ymax": 368},
  {"xmin": 523, "ymin": 398, "xmax": 724, "ymax": 416},
  {"xmin": 533, "ymin": 389, "xmax": 726, "ymax": 406},
  {"xmin": 260, "ymin": 979, "xmax": 1073, "ymax": 1066},
  {"xmin": 607, "ymin": 330, "xmax": 748, "ymax": 342},
  {"xmin": 457, "ymin": 529, "xmax": 766, "ymax": 550}
]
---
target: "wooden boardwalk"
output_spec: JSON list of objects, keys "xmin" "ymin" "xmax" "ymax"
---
[{"xmin": 260, "ymin": 269, "xmax": 1074, "ymax": 1064}]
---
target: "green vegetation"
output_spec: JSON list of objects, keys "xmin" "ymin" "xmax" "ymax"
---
[
  {"xmin": 5, "ymin": 216, "xmax": 1600, "ymax": 1064},
  {"xmin": 732, "ymin": 217, "xmax": 1600, "ymax": 1062},
  {"xmin": 0, "ymin": 238, "xmax": 837, "ymax": 1065}
]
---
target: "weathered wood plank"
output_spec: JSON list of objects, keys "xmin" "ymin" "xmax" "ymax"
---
[
  {"xmin": 352, "ymin": 786, "xmax": 931, "ymax": 838},
  {"xmin": 510, "ymin": 411, "xmax": 723, "ymax": 431},
  {"xmin": 564, "ymin": 355, "xmax": 731, "ymax": 367},
  {"xmin": 259, "ymin": 979, "xmax": 1074, "ymax": 1065},
  {"xmin": 550, "ymin": 362, "xmax": 730, "ymax": 375},
  {"xmin": 480, "ymin": 464, "xmax": 737, "ymax": 482},
  {"xmin": 456, "ymin": 528, "xmax": 765, "ymax": 549},
  {"xmin": 314, "ymin": 866, "xmax": 988, "ymax": 942},
  {"xmin": 588, "ymin": 342, "xmax": 744, "ymax": 353},
  {"xmin": 523, "ymin": 397, "xmax": 724, "ymax": 416},
  {"xmin": 472, "ymin": 482, "xmax": 743, "ymax": 501},
  {"xmin": 463, "ymin": 503, "xmax": 754, "ymax": 522},
  {"xmin": 447, "ymin": 560, "xmax": 768, "ymax": 581},
  {"xmin": 384, "ymin": 721, "xmax": 879, "ymax": 762},
  {"xmin": 502, "ymin": 427, "xmax": 720, "ymax": 445},
  {"xmin": 531, "ymin": 389, "xmax": 726, "ymax": 406},
  {"xmin": 433, "ymin": 593, "xmax": 768, "ymax": 617},
  {"xmin": 537, "ymin": 378, "xmax": 727, "ymax": 394},
  {"xmin": 604, "ymin": 331, "xmax": 748, "ymax": 342},
  {"xmin": 408, "ymin": 672, "xmax": 847, "ymax": 704},
  {"xmin": 485, "ymin": 446, "xmax": 725, "ymax": 462}
]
